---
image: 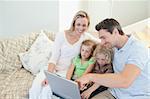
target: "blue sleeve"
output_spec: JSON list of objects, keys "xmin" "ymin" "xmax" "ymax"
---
[{"xmin": 126, "ymin": 44, "xmax": 149, "ymax": 70}]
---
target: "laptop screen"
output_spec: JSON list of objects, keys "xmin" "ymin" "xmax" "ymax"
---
[{"xmin": 44, "ymin": 70, "xmax": 81, "ymax": 99}]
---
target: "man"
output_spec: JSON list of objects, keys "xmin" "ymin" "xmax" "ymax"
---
[{"xmin": 77, "ymin": 18, "xmax": 150, "ymax": 99}]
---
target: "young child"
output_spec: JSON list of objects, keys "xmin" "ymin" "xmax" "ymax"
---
[
  {"xmin": 81, "ymin": 44, "xmax": 114, "ymax": 99},
  {"xmin": 66, "ymin": 40, "xmax": 96, "ymax": 80}
]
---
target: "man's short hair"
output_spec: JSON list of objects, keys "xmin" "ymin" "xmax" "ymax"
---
[{"xmin": 95, "ymin": 18, "xmax": 124, "ymax": 35}]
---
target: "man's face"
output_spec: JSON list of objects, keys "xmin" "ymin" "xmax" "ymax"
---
[{"xmin": 98, "ymin": 29, "xmax": 115, "ymax": 48}]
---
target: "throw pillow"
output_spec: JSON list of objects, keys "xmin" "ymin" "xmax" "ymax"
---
[
  {"xmin": 133, "ymin": 24, "xmax": 150, "ymax": 48},
  {"xmin": 19, "ymin": 32, "xmax": 53, "ymax": 75}
]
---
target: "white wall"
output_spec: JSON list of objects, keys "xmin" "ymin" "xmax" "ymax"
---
[
  {"xmin": 81, "ymin": 0, "xmax": 149, "ymax": 32},
  {"xmin": 80, "ymin": 0, "xmax": 112, "ymax": 33},
  {"xmin": 0, "ymin": 3, "xmax": 3, "ymax": 35},
  {"xmin": 112, "ymin": 0, "xmax": 149, "ymax": 27},
  {"xmin": 0, "ymin": 1, "xmax": 59, "ymax": 38},
  {"xmin": 149, "ymin": 0, "xmax": 150, "ymax": 17},
  {"xmin": 0, "ymin": 0, "xmax": 149, "ymax": 38},
  {"xmin": 59, "ymin": 0, "xmax": 80, "ymax": 32}
]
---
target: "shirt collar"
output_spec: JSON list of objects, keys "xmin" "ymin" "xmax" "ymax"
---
[{"xmin": 115, "ymin": 35, "xmax": 134, "ymax": 52}]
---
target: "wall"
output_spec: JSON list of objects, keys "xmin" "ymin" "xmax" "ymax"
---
[
  {"xmin": 0, "ymin": 0, "xmax": 149, "ymax": 38},
  {"xmin": 80, "ymin": 0, "xmax": 112, "ymax": 33},
  {"xmin": 81, "ymin": 0, "xmax": 149, "ymax": 32},
  {"xmin": 0, "ymin": 3, "xmax": 3, "ymax": 35},
  {"xmin": 112, "ymin": 0, "xmax": 149, "ymax": 27},
  {"xmin": 149, "ymin": 0, "xmax": 150, "ymax": 17},
  {"xmin": 59, "ymin": 0, "xmax": 80, "ymax": 32},
  {"xmin": 0, "ymin": 1, "xmax": 59, "ymax": 38}
]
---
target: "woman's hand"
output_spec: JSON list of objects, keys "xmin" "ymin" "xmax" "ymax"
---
[
  {"xmin": 48, "ymin": 63, "xmax": 56, "ymax": 72},
  {"xmin": 42, "ymin": 79, "xmax": 49, "ymax": 86}
]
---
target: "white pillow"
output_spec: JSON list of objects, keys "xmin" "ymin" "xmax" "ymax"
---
[{"xmin": 19, "ymin": 32, "xmax": 53, "ymax": 75}]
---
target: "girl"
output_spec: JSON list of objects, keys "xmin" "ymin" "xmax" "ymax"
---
[
  {"xmin": 66, "ymin": 40, "xmax": 96, "ymax": 80},
  {"xmin": 81, "ymin": 45, "xmax": 114, "ymax": 99}
]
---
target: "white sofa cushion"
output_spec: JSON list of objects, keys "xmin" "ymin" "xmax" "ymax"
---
[
  {"xmin": 123, "ymin": 18, "xmax": 150, "ymax": 48},
  {"xmin": 19, "ymin": 32, "xmax": 53, "ymax": 75}
]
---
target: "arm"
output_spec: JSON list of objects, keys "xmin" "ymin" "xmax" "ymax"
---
[
  {"xmin": 82, "ymin": 64, "xmax": 94, "ymax": 75},
  {"xmin": 81, "ymin": 83, "xmax": 100, "ymax": 99},
  {"xmin": 87, "ymin": 83, "xmax": 100, "ymax": 93},
  {"xmin": 77, "ymin": 64, "xmax": 141, "ymax": 88},
  {"xmin": 48, "ymin": 32, "xmax": 63, "ymax": 70},
  {"xmin": 66, "ymin": 64, "xmax": 75, "ymax": 80},
  {"xmin": 82, "ymin": 58, "xmax": 95, "ymax": 75},
  {"xmin": 42, "ymin": 63, "xmax": 56, "ymax": 86},
  {"xmin": 43, "ymin": 33, "xmax": 63, "ymax": 86}
]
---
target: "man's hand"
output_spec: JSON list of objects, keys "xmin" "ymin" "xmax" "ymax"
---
[
  {"xmin": 76, "ymin": 74, "xmax": 91, "ymax": 89},
  {"xmin": 42, "ymin": 79, "xmax": 49, "ymax": 86}
]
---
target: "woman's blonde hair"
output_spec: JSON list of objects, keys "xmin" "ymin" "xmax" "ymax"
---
[
  {"xmin": 66, "ymin": 10, "xmax": 90, "ymax": 33},
  {"xmin": 93, "ymin": 45, "xmax": 114, "ymax": 64}
]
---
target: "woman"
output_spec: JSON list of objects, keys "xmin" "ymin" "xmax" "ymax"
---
[{"xmin": 29, "ymin": 10, "xmax": 98, "ymax": 99}]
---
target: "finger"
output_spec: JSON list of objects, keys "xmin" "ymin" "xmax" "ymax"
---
[
  {"xmin": 83, "ymin": 96, "xmax": 87, "ymax": 99},
  {"xmin": 81, "ymin": 84, "xmax": 86, "ymax": 90},
  {"xmin": 76, "ymin": 80, "xmax": 84, "ymax": 88},
  {"xmin": 81, "ymin": 95, "xmax": 85, "ymax": 99},
  {"xmin": 81, "ymin": 93, "xmax": 84, "ymax": 97}
]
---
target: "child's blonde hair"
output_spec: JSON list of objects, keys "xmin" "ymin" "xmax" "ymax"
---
[
  {"xmin": 79, "ymin": 40, "xmax": 96, "ymax": 59},
  {"xmin": 93, "ymin": 45, "xmax": 113, "ymax": 64}
]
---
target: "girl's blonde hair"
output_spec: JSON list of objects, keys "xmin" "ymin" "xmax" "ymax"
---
[
  {"xmin": 66, "ymin": 10, "xmax": 90, "ymax": 33},
  {"xmin": 93, "ymin": 45, "xmax": 114, "ymax": 64},
  {"xmin": 79, "ymin": 40, "xmax": 96, "ymax": 59}
]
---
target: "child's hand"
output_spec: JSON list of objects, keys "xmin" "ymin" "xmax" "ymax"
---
[
  {"xmin": 79, "ymin": 84, "xmax": 88, "ymax": 91},
  {"xmin": 81, "ymin": 89, "xmax": 92, "ymax": 99},
  {"xmin": 42, "ymin": 79, "xmax": 48, "ymax": 86}
]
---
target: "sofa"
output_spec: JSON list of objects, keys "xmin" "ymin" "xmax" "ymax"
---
[
  {"xmin": 0, "ymin": 31, "xmax": 55, "ymax": 99},
  {"xmin": 123, "ymin": 18, "xmax": 150, "ymax": 48},
  {"xmin": 0, "ymin": 18, "xmax": 149, "ymax": 99}
]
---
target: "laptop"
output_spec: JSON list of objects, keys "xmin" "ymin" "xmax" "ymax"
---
[{"xmin": 44, "ymin": 70, "xmax": 81, "ymax": 99}]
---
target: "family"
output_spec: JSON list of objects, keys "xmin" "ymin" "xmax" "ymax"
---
[{"xmin": 29, "ymin": 10, "xmax": 150, "ymax": 99}]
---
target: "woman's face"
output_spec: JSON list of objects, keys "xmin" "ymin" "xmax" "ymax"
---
[
  {"xmin": 96, "ymin": 53, "xmax": 107, "ymax": 66},
  {"xmin": 74, "ymin": 17, "xmax": 89, "ymax": 36}
]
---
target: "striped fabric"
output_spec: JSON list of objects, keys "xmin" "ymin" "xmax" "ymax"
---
[
  {"xmin": 0, "ymin": 69, "xmax": 34, "ymax": 99},
  {"xmin": 0, "ymin": 31, "xmax": 55, "ymax": 99}
]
